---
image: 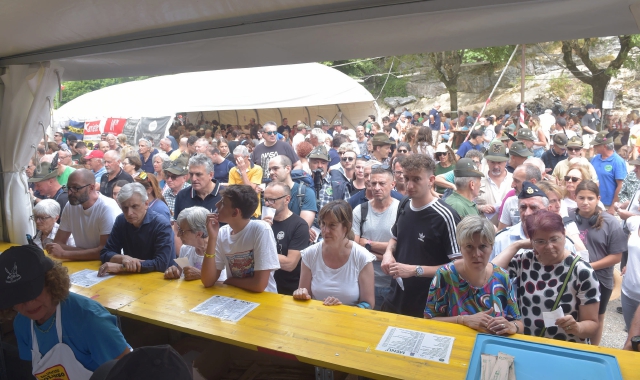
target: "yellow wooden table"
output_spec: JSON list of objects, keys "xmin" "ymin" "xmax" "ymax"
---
[{"xmin": 63, "ymin": 260, "xmax": 172, "ymax": 312}]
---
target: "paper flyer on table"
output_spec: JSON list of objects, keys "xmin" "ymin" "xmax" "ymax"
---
[
  {"xmin": 69, "ymin": 269, "xmax": 113, "ymax": 288},
  {"xmin": 376, "ymin": 326, "xmax": 455, "ymax": 364},
  {"xmin": 190, "ymin": 295, "xmax": 259, "ymax": 323},
  {"xmin": 542, "ymin": 308, "xmax": 565, "ymax": 328}
]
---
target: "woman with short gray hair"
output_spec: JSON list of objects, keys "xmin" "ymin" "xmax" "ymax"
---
[
  {"xmin": 32, "ymin": 199, "xmax": 75, "ymax": 249},
  {"xmin": 424, "ymin": 215, "xmax": 521, "ymax": 335},
  {"xmin": 153, "ymin": 152, "xmax": 171, "ymax": 188},
  {"xmin": 164, "ymin": 206, "xmax": 227, "ymax": 282}
]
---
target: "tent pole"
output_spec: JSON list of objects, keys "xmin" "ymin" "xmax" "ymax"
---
[
  {"xmin": 216, "ymin": 111, "xmax": 220, "ymax": 124},
  {"xmin": 235, "ymin": 110, "xmax": 239, "ymax": 125},
  {"xmin": 305, "ymin": 107, "xmax": 311, "ymax": 125},
  {"xmin": 254, "ymin": 109, "xmax": 260, "ymax": 125},
  {"xmin": 277, "ymin": 109, "xmax": 283, "ymax": 124}
]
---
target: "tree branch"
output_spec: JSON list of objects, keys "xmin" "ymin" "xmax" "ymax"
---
[{"xmin": 561, "ymin": 41, "xmax": 594, "ymax": 86}]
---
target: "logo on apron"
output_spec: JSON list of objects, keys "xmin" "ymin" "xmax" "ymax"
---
[{"xmin": 35, "ymin": 364, "xmax": 70, "ymax": 380}]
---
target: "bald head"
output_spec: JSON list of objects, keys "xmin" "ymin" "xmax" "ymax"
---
[{"xmin": 69, "ymin": 168, "xmax": 96, "ymax": 184}]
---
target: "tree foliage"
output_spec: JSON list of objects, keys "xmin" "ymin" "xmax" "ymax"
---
[
  {"xmin": 57, "ymin": 76, "xmax": 151, "ymax": 107},
  {"xmin": 560, "ymin": 36, "xmax": 639, "ymax": 107}
]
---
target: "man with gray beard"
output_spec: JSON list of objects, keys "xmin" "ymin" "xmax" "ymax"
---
[{"xmin": 477, "ymin": 141, "xmax": 512, "ymax": 225}]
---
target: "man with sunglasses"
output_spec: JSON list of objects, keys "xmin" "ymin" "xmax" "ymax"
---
[
  {"xmin": 251, "ymin": 121, "xmax": 301, "ymax": 182},
  {"xmin": 551, "ymin": 136, "xmax": 599, "ymax": 184},
  {"xmin": 162, "ymin": 157, "xmax": 190, "ymax": 217},
  {"xmin": 46, "ymin": 169, "xmax": 121, "ymax": 261}
]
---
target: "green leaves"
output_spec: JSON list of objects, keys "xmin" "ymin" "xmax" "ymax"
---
[{"xmin": 57, "ymin": 76, "xmax": 151, "ymax": 108}]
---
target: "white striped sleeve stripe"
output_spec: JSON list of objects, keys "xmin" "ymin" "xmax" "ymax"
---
[{"xmin": 431, "ymin": 201, "xmax": 461, "ymax": 258}]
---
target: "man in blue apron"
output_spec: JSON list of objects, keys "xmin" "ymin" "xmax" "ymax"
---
[{"xmin": 0, "ymin": 245, "xmax": 130, "ymax": 379}]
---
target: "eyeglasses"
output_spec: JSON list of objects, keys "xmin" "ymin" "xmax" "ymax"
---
[
  {"xmin": 63, "ymin": 184, "xmax": 91, "ymax": 193},
  {"xmin": 341, "ymin": 157, "xmax": 355, "ymax": 162},
  {"xmin": 177, "ymin": 226, "xmax": 193, "ymax": 236},
  {"xmin": 263, "ymin": 195, "xmax": 287, "ymax": 204},
  {"xmin": 30, "ymin": 215, "xmax": 52, "ymax": 222},
  {"xmin": 164, "ymin": 172, "xmax": 182, "ymax": 180},
  {"xmin": 564, "ymin": 176, "xmax": 581, "ymax": 182},
  {"xmin": 567, "ymin": 148, "xmax": 582, "ymax": 152},
  {"xmin": 264, "ymin": 131, "xmax": 278, "ymax": 136},
  {"xmin": 435, "ymin": 152, "xmax": 446, "ymax": 157},
  {"xmin": 532, "ymin": 236, "xmax": 563, "ymax": 247},
  {"xmin": 371, "ymin": 164, "xmax": 390, "ymax": 171},
  {"xmin": 397, "ymin": 149, "xmax": 408, "ymax": 153}
]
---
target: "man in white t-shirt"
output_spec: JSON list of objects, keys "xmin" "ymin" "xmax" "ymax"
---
[
  {"xmin": 292, "ymin": 122, "xmax": 309, "ymax": 151},
  {"xmin": 200, "ymin": 185, "xmax": 280, "ymax": 293},
  {"xmin": 46, "ymin": 169, "xmax": 121, "ymax": 261}
]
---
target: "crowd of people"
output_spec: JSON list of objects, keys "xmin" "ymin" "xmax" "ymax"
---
[{"xmin": 3, "ymin": 104, "xmax": 640, "ymax": 377}]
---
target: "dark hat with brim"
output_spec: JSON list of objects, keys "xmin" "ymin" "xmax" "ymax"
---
[
  {"xmin": 0, "ymin": 245, "xmax": 54, "ymax": 309},
  {"xmin": 90, "ymin": 345, "xmax": 191, "ymax": 380},
  {"xmin": 552, "ymin": 133, "xmax": 568, "ymax": 149},
  {"xmin": 516, "ymin": 128, "xmax": 535, "ymax": 141},
  {"xmin": 509, "ymin": 141, "xmax": 533, "ymax": 157},
  {"xmin": 567, "ymin": 136, "xmax": 583, "ymax": 148},
  {"xmin": 518, "ymin": 181, "xmax": 548, "ymax": 199},
  {"xmin": 454, "ymin": 158, "xmax": 484, "ymax": 178},
  {"xmin": 28, "ymin": 162, "xmax": 58, "ymax": 183},
  {"xmin": 484, "ymin": 141, "xmax": 509, "ymax": 162},
  {"xmin": 165, "ymin": 156, "xmax": 188, "ymax": 175},
  {"xmin": 371, "ymin": 132, "xmax": 394, "ymax": 146},
  {"xmin": 591, "ymin": 131, "xmax": 611, "ymax": 146}
]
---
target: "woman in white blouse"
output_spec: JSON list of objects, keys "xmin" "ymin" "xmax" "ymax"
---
[
  {"xmin": 32, "ymin": 199, "xmax": 75, "ymax": 249},
  {"xmin": 293, "ymin": 201, "xmax": 375, "ymax": 309}
]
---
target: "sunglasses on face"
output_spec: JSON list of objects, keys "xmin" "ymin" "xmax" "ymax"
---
[
  {"xmin": 397, "ymin": 149, "xmax": 408, "ymax": 153},
  {"xmin": 164, "ymin": 173, "xmax": 182, "ymax": 180},
  {"xmin": 264, "ymin": 131, "xmax": 278, "ymax": 136},
  {"xmin": 564, "ymin": 176, "xmax": 581, "ymax": 182},
  {"xmin": 341, "ymin": 157, "xmax": 354, "ymax": 162},
  {"xmin": 567, "ymin": 148, "xmax": 582, "ymax": 152},
  {"xmin": 435, "ymin": 152, "xmax": 446, "ymax": 157}
]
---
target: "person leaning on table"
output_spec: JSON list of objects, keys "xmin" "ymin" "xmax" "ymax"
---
[
  {"xmin": 424, "ymin": 216, "xmax": 522, "ymax": 335},
  {"xmin": 0, "ymin": 245, "xmax": 130, "ymax": 379},
  {"xmin": 292, "ymin": 200, "xmax": 376, "ymax": 309},
  {"xmin": 492, "ymin": 210, "xmax": 600, "ymax": 343}
]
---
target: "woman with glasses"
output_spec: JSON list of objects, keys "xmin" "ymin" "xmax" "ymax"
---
[
  {"xmin": 122, "ymin": 155, "xmax": 142, "ymax": 177},
  {"xmin": 32, "ymin": 199, "xmax": 75, "ymax": 250},
  {"xmin": 293, "ymin": 201, "xmax": 375, "ymax": 308},
  {"xmin": 395, "ymin": 142, "xmax": 411, "ymax": 157},
  {"xmin": 492, "ymin": 210, "xmax": 600, "ymax": 343},
  {"xmin": 434, "ymin": 143, "xmax": 456, "ymax": 195},
  {"xmin": 134, "ymin": 172, "xmax": 171, "ymax": 221},
  {"xmin": 425, "ymin": 216, "xmax": 521, "ymax": 335},
  {"xmin": 562, "ymin": 166, "xmax": 604, "ymax": 211},
  {"xmin": 571, "ymin": 180, "xmax": 627, "ymax": 345},
  {"xmin": 164, "ymin": 206, "xmax": 227, "ymax": 282}
]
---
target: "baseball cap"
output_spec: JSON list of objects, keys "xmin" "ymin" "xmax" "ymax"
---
[
  {"xmin": 402, "ymin": 111, "xmax": 412, "ymax": 118},
  {"xmin": 585, "ymin": 104, "xmax": 595, "ymax": 110},
  {"xmin": 165, "ymin": 156, "xmax": 189, "ymax": 176},
  {"xmin": 371, "ymin": 132, "xmax": 394, "ymax": 146},
  {"xmin": 454, "ymin": 158, "xmax": 484, "ymax": 178},
  {"xmin": 0, "ymin": 245, "xmax": 54, "ymax": 309},
  {"xmin": 552, "ymin": 133, "xmax": 568, "ymax": 149},
  {"xmin": 509, "ymin": 141, "xmax": 533, "ymax": 157},
  {"xmin": 85, "ymin": 150, "xmax": 104, "ymax": 160},
  {"xmin": 28, "ymin": 162, "xmax": 58, "ymax": 183},
  {"xmin": 89, "ymin": 345, "xmax": 191, "ymax": 380},
  {"xmin": 518, "ymin": 181, "xmax": 547, "ymax": 199},
  {"xmin": 435, "ymin": 143, "xmax": 448, "ymax": 154},
  {"xmin": 567, "ymin": 136, "xmax": 583, "ymax": 148},
  {"xmin": 516, "ymin": 128, "xmax": 534, "ymax": 141},
  {"xmin": 307, "ymin": 145, "xmax": 330, "ymax": 161},
  {"xmin": 484, "ymin": 141, "xmax": 509, "ymax": 162}
]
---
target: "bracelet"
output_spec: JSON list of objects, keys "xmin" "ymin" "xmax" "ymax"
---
[
  {"xmin": 356, "ymin": 301, "xmax": 371, "ymax": 309},
  {"xmin": 204, "ymin": 253, "xmax": 216, "ymax": 259},
  {"xmin": 512, "ymin": 321, "xmax": 519, "ymax": 334}
]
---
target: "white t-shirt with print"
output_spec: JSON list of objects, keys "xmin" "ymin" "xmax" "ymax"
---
[
  {"xmin": 59, "ymin": 194, "xmax": 121, "ymax": 249},
  {"xmin": 301, "ymin": 241, "xmax": 375, "ymax": 305},
  {"xmin": 180, "ymin": 245, "xmax": 227, "ymax": 281},
  {"xmin": 215, "ymin": 220, "xmax": 280, "ymax": 293}
]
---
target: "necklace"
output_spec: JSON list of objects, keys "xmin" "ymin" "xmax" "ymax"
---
[{"xmin": 35, "ymin": 315, "xmax": 56, "ymax": 334}]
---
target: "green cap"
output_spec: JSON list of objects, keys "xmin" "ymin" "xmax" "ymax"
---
[
  {"xmin": 552, "ymin": 133, "xmax": 568, "ymax": 149},
  {"xmin": 165, "ymin": 156, "xmax": 189, "ymax": 175},
  {"xmin": 371, "ymin": 132, "xmax": 394, "ymax": 146},
  {"xmin": 509, "ymin": 141, "xmax": 533, "ymax": 157},
  {"xmin": 484, "ymin": 141, "xmax": 509, "ymax": 162},
  {"xmin": 591, "ymin": 131, "xmax": 611, "ymax": 146},
  {"xmin": 307, "ymin": 145, "xmax": 330, "ymax": 161},
  {"xmin": 453, "ymin": 158, "xmax": 484, "ymax": 178},
  {"xmin": 28, "ymin": 162, "xmax": 58, "ymax": 183},
  {"xmin": 516, "ymin": 128, "xmax": 535, "ymax": 141},
  {"xmin": 567, "ymin": 136, "xmax": 583, "ymax": 148}
]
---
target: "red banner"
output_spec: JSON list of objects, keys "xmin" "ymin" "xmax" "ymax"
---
[
  {"xmin": 84, "ymin": 120, "xmax": 101, "ymax": 136},
  {"xmin": 104, "ymin": 118, "xmax": 127, "ymax": 135}
]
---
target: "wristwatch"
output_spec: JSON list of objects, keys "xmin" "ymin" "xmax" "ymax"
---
[
  {"xmin": 364, "ymin": 240, "xmax": 372, "ymax": 252},
  {"xmin": 632, "ymin": 336, "xmax": 640, "ymax": 352},
  {"xmin": 415, "ymin": 266, "xmax": 424, "ymax": 277}
]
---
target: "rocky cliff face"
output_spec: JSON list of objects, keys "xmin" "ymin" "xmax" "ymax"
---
[{"xmin": 381, "ymin": 38, "xmax": 640, "ymax": 116}]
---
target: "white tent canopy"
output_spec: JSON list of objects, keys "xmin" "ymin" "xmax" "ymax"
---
[{"xmin": 54, "ymin": 63, "xmax": 380, "ymax": 128}]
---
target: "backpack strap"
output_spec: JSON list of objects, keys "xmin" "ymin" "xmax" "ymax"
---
[
  {"xmin": 395, "ymin": 196, "xmax": 411, "ymax": 224},
  {"xmin": 297, "ymin": 183, "xmax": 306, "ymax": 211},
  {"xmin": 360, "ymin": 202, "xmax": 369, "ymax": 238},
  {"xmin": 538, "ymin": 254, "xmax": 581, "ymax": 337}
]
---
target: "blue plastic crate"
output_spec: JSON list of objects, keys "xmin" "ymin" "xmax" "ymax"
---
[{"xmin": 465, "ymin": 334, "xmax": 622, "ymax": 380}]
